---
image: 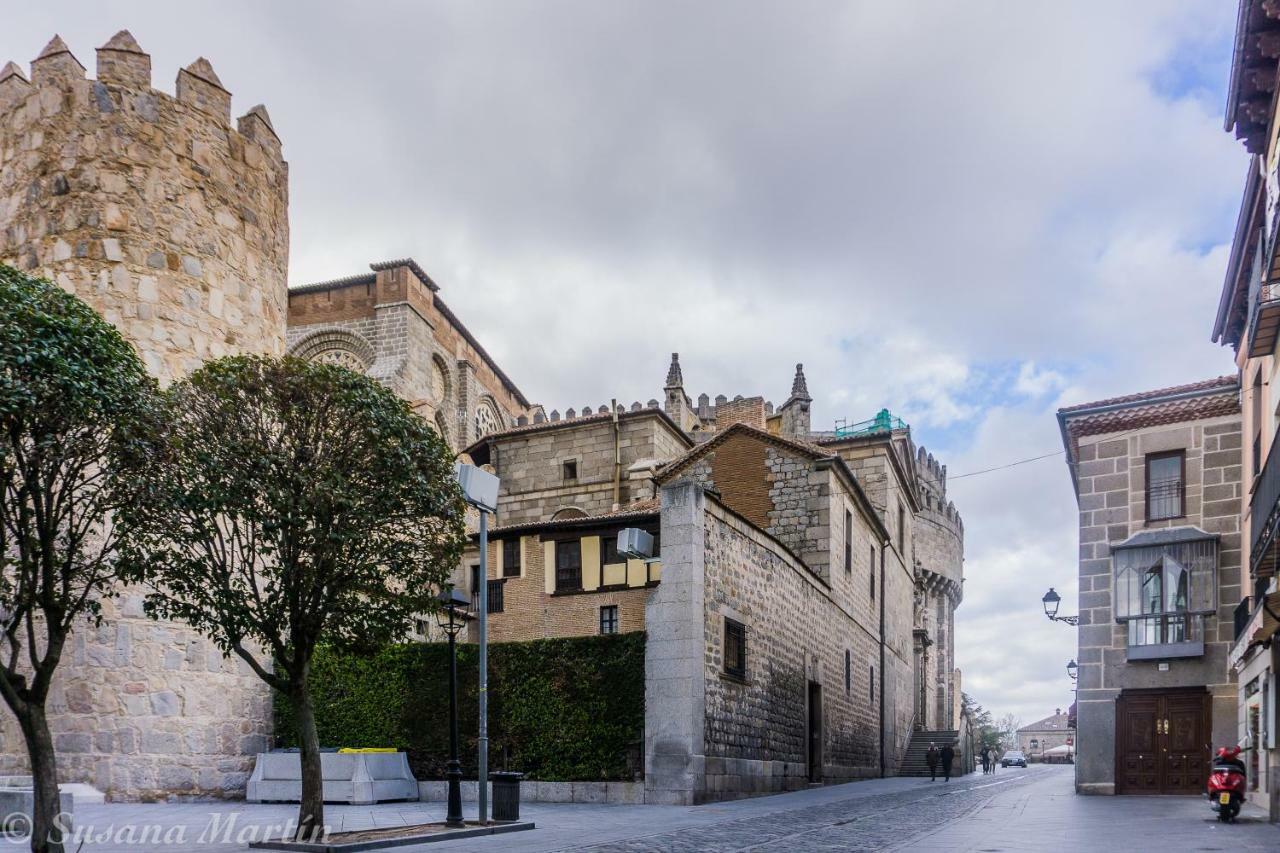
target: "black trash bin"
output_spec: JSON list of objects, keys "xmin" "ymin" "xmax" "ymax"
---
[{"xmin": 490, "ymin": 771, "xmax": 524, "ymax": 822}]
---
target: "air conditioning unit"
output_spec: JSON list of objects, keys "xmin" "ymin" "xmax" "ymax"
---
[{"xmin": 617, "ymin": 527, "xmax": 655, "ymax": 560}]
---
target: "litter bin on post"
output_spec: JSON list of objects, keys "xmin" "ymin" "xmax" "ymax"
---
[{"xmin": 490, "ymin": 771, "xmax": 523, "ymax": 821}]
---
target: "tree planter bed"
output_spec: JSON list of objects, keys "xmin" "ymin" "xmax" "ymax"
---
[
  {"xmin": 246, "ymin": 752, "xmax": 419, "ymax": 805},
  {"xmin": 248, "ymin": 820, "xmax": 535, "ymax": 852}
]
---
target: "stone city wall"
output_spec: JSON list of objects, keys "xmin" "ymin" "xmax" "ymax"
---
[{"xmin": 0, "ymin": 33, "xmax": 286, "ymax": 800}]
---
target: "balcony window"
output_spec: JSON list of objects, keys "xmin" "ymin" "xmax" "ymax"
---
[
  {"xmin": 1114, "ymin": 531, "xmax": 1217, "ymax": 660},
  {"xmin": 502, "ymin": 537, "xmax": 521, "ymax": 578},
  {"xmin": 1145, "ymin": 451, "xmax": 1185, "ymax": 522}
]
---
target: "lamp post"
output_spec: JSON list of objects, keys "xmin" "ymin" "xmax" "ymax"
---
[
  {"xmin": 455, "ymin": 463, "xmax": 500, "ymax": 824},
  {"xmin": 1067, "ymin": 659, "xmax": 1078, "ymax": 683},
  {"xmin": 435, "ymin": 588, "xmax": 471, "ymax": 828},
  {"xmin": 1042, "ymin": 587, "xmax": 1080, "ymax": 626}
]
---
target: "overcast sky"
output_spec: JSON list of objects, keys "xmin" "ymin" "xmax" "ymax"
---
[{"xmin": 3, "ymin": 1, "xmax": 1246, "ymax": 728}]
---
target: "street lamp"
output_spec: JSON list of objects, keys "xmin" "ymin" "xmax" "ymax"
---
[
  {"xmin": 1042, "ymin": 587, "xmax": 1079, "ymax": 626},
  {"xmin": 435, "ymin": 588, "xmax": 471, "ymax": 828},
  {"xmin": 455, "ymin": 463, "xmax": 499, "ymax": 825},
  {"xmin": 1067, "ymin": 659, "xmax": 1078, "ymax": 682}
]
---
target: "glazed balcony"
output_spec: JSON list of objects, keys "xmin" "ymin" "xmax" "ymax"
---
[
  {"xmin": 1247, "ymin": 282, "xmax": 1280, "ymax": 358},
  {"xmin": 1250, "ymin": 422, "xmax": 1280, "ymax": 578}
]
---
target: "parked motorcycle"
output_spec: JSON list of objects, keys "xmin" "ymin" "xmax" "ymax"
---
[{"xmin": 1206, "ymin": 746, "xmax": 1248, "ymax": 823}]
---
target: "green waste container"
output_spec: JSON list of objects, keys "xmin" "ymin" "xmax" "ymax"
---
[{"xmin": 490, "ymin": 772, "xmax": 523, "ymax": 821}]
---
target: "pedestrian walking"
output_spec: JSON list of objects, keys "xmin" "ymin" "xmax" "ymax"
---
[
  {"xmin": 980, "ymin": 746, "xmax": 989, "ymax": 775},
  {"xmin": 926, "ymin": 743, "xmax": 940, "ymax": 782},
  {"xmin": 941, "ymin": 742, "xmax": 955, "ymax": 781}
]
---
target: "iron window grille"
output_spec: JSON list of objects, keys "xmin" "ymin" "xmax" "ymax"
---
[
  {"xmin": 1145, "ymin": 450, "xmax": 1185, "ymax": 522},
  {"xmin": 724, "ymin": 618, "xmax": 747, "ymax": 680},
  {"xmin": 599, "ymin": 605, "xmax": 618, "ymax": 635},
  {"xmin": 487, "ymin": 579, "xmax": 504, "ymax": 614}
]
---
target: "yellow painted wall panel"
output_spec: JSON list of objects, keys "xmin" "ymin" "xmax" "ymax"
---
[
  {"xmin": 582, "ymin": 536, "xmax": 601, "ymax": 591},
  {"xmin": 651, "ymin": 561, "xmax": 661, "ymax": 582},
  {"xmin": 544, "ymin": 540, "xmax": 556, "ymax": 595},
  {"xmin": 603, "ymin": 563, "xmax": 626, "ymax": 586},
  {"xmin": 495, "ymin": 538, "xmax": 504, "ymax": 577},
  {"xmin": 626, "ymin": 559, "xmax": 646, "ymax": 588}
]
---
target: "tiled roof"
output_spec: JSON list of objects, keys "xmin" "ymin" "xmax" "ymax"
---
[
  {"xmin": 1019, "ymin": 712, "xmax": 1070, "ymax": 733},
  {"xmin": 1057, "ymin": 375, "xmax": 1237, "ymax": 414},
  {"xmin": 1057, "ymin": 376, "xmax": 1240, "ymax": 466},
  {"xmin": 484, "ymin": 499, "xmax": 660, "ymax": 536},
  {"xmin": 463, "ymin": 407, "xmax": 690, "ymax": 455}
]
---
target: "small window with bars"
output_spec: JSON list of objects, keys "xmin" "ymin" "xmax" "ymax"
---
[
  {"xmin": 1145, "ymin": 451, "xmax": 1185, "ymax": 522},
  {"xmin": 555, "ymin": 539, "xmax": 582, "ymax": 591},
  {"xmin": 502, "ymin": 538, "xmax": 521, "ymax": 578},
  {"xmin": 599, "ymin": 605, "xmax": 618, "ymax": 635},
  {"xmin": 724, "ymin": 618, "xmax": 747, "ymax": 680}
]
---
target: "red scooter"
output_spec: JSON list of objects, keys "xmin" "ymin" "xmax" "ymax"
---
[{"xmin": 1207, "ymin": 746, "xmax": 1247, "ymax": 823}]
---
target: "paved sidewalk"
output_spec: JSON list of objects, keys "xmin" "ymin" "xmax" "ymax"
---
[{"xmin": 31, "ymin": 766, "xmax": 1280, "ymax": 851}]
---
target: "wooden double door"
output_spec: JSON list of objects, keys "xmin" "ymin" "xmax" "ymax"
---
[{"xmin": 1116, "ymin": 689, "xmax": 1210, "ymax": 795}]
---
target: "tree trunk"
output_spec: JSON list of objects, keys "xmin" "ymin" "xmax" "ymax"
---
[
  {"xmin": 293, "ymin": 677, "xmax": 325, "ymax": 842},
  {"xmin": 18, "ymin": 704, "xmax": 65, "ymax": 853}
]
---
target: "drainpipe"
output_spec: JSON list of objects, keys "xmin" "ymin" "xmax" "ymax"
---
[
  {"xmin": 611, "ymin": 398, "xmax": 622, "ymax": 511},
  {"xmin": 879, "ymin": 537, "xmax": 887, "ymax": 778}
]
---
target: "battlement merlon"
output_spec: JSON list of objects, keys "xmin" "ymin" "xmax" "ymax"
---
[
  {"xmin": 3, "ymin": 34, "xmax": 285, "ymax": 169},
  {"xmin": 96, "ymin": 30, "xmax": 150, "ymax": 89}
]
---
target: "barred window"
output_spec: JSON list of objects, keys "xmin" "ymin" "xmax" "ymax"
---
[
  {"xmin": 1145, "ymin": 451, "xmax": 1185, "ymax": 522},
  {"xmin": 724, "ymin": 618, "xmax": 747, "ymax": 680}
]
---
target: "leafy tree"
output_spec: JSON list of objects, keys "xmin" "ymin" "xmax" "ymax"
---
[
  {"xmin": 119, "ymin": 356, "xmax": 466, "ymax": 841},
  {"xmin": 961, "ymin": 692, "xmax": 1003, "ymax": 751},
  {"xmin": 0, "ymin": 265, "xmax": 157, "ymax": 853}
]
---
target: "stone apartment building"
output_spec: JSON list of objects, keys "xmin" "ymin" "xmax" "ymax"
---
[
  {"xmin": 1057, "ymin": 377, "xmax": 1242, "ymax": 795},
  {"xmin": 1211, "ymin": 0, "xmax": 1280, "ymax": 820},
  {"xmin": 1017, "ymin": 709, "xmax": 1072, "ymax": 759}
]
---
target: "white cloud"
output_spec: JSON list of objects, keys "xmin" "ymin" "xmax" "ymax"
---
[{"xmin": 0, "ymin": 0, "xmax": 1246, "ymax": 722}]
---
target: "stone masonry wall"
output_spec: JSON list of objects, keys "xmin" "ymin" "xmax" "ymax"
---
[
  {"xmin": 1073, "ymin": 413, "xmax": 1242, "ymax": 794},
  {"xmin": 489, "ymin": 415, "xmax": 689, "ymax": 526},
  {"xmin": 0, "ymin": 34, "xmax": 285, "ymax": 800}
]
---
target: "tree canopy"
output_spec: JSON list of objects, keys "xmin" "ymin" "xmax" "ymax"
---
[
  {"xmin": 0, "ymin": 264, "xmax": 157, "ymax": 853},
  {"xmin": 119, "ymin": 354, "xmax": 467, "ymax": 839}
]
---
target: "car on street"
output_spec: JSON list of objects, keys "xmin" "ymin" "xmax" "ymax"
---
[{"xmin": 1002, "ymin": 750, "xmax": 1027, "ymax": 768}]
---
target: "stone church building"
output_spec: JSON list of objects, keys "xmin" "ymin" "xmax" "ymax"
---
[{"xmin": 0, "ymin": 32, "xmax": 966, "ymax": 802}]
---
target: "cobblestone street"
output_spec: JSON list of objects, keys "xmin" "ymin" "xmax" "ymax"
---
[{"xmin": 52, "ymin": 765, "xmax": 1280, "ymax": 852}]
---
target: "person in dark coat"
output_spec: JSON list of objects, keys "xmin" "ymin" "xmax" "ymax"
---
[
  {"xmin": 926, "ymin": 743, "xmax": 940, "ymax": 781},
  {"xmin": 980, "ymin": 746, "xmax": 990, "ymax": 775},
  {"xmin": 941, "ymin": 743, "xmax": 956, "ymax": 781}
]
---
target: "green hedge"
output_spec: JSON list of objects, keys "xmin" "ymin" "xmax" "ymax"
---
[{"xmin": 274, "ymin": 632, "xmax": 646, "ymax": 781}]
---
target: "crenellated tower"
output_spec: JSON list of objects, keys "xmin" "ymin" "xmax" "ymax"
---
[
  {"xmin": 911, "ymin": 444, "xmax": 964, "ymax": 731},
  {"xmin": 0, "ymin": 32, "xmax": 289, "ymax": 383},
  {"xmin": 0, "ymin": 32, "xmax": 288, "ymax": 800}
]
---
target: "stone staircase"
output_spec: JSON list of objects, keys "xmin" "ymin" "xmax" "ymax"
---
[{"xmin": 899, "ymin": 729, "xmax": 963, "ymax": 777}]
